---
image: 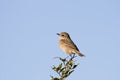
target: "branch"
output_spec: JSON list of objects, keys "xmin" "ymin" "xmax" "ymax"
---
[{"xmin": 51, "ymin": 54, "xmax": 79, "ymax": 80}]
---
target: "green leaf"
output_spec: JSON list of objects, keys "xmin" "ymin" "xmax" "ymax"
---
[
  {"xmin": 62, "ymin": 74, "xmax": 68, "ymax": 78},
  {"xmin": 65, "ymin": 70, "xmax": 69, "ymax": 74},
  {"xmin": 66, "ymin": 60, "xmax": 74, "ymax": 68},
  {"xmin": 62, "ymin": 70, "xmax": 69, "ymax": 77},
  {"xmin": 59, "ymin": 58, "xmax": 66, "ymax": 62},
  {"xmin": 72, "ymin": 64, "xmax": 78, "ymax": 69},
  {"xmin": 69, "ymin": 60, "xmax": 74, "ymax": 66},
  {"xmin": 60, "ymin": 78, "xmax": 65, "ymax": 80},
  {"xmin": 68, "ymin": 70, "xmax": 74, "ymax": 76},
  {"xmin": 51, "ymin": 78, "xmax": 60, "ymax": 80},
  {"xmin": 62, "ymin": 70, "xmax": 65, "ymax": 75},
  {"xmin": 52, "ymin": 66, "xmax": 56, "ymax": 70},
  {"xmin": 56, "ymin": 63, "xmax": 62, "ymax": 72},
  {"xmin": 59, "ymin": 67, "xmax": 65, "ymax": 72}
]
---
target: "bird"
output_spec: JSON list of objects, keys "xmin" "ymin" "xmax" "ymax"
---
[{"xmin": 57, "ymin": 32, "xmax": 85, "ymax": 57}]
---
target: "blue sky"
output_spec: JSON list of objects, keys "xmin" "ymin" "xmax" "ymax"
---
[{"xmin": 0, "ymin": 0, "xmax": 120, "ymax": 80}]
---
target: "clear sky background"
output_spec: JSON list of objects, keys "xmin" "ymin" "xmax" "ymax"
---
[{"xmin": 0, "ymin": 0, "xmax": 120, "ymax": 80}]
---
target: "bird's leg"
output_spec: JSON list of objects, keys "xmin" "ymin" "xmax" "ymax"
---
[
  {"xmin": 69, "ymin": 54, "xmax": 72, "ymax": 58},
  {"xmin": 69, "ymin": 54, "xmax": 74, "ymax": 60},
  {"xmin": 72, "ymin": 53, "xmax": 75, "ymax": 58}
]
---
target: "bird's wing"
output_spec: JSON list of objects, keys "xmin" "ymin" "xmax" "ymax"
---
[{"xmin": 60, "ymin": 39, "xmax": 80, "ymax": 51}]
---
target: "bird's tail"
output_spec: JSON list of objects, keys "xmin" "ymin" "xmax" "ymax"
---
[{"xmin": 77, "ymin": 52, "xmax": 85, "ymax": 57}]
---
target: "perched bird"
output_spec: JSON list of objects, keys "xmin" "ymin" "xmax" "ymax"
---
[{"xmin": 57, "ymin": 32, "xmax": 84, "ymax": 57}]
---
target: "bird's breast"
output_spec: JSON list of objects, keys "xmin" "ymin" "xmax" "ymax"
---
[{"xmin": 58, "ymin": 40, "xmax": 73, "ymax": 54}]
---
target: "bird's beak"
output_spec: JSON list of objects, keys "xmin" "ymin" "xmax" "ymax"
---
[{"xmin": 56, "ymin": 33, "xmax": 60, "ymax": 36}]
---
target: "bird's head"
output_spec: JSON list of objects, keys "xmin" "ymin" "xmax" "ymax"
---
[{"xmin": 57, "ymin": 32, "xmax": 70, "ymax": 40}]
